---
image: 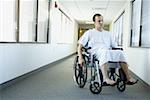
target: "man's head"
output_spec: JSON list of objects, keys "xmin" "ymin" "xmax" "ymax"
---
[{"xmin": 93, "ymin": 14, "xmax": 104, "ymax": 29}]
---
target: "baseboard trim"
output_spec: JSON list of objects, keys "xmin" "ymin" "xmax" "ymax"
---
[
  {"xmin": 0, "ymin": 53, "xmax": 76, "ymax": 90},
  {"xmin": 1, "ymin": 53, "xmax": 149, "ymax": 90},
  {"xmin": 130, "ymin": 70, "xmax": 150, "ymax": 87}
]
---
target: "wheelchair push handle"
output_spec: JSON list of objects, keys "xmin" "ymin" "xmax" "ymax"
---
[
  {"xmin": 82, "ymin": 47, "xmax": 123, "ymax": 50},
  {"xmin": 111, "ymin": 47, "xmax": 123, "ymax": 50}
]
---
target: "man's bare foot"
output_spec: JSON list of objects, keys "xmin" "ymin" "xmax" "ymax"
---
[
  {"xmin": 104, "ymin": 78, "xmax": 116, "ymax": 85},
  {"xmin": 128, "ymin": 78, "xmax": 136, "ymax": 82},
  {"xmin": 126, "ymin": 77, "xmax": 138, "ymax": 85}
]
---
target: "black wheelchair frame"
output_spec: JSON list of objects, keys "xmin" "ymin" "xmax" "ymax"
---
[{"xmin": 73, "ymin": 47, "xmax": 127, "ymax": 94}]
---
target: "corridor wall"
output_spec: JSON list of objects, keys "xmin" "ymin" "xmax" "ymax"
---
[
  {"xmin": 0, "ymin": 0, "xmax": 78, "ymax": 84},
  {"xmin": 110, "ymin": 1, "xmax": 150, "ymax": 85}
]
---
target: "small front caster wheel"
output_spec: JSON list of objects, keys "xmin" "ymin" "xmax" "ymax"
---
[{"xmin": 89, "ymin": 82, "xmax": 102, "ymax": 94}]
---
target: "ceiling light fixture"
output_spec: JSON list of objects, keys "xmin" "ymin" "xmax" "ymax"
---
[
  {"xmin": 85, "ymin": 21, "xmax": 94, "ymax": 24},
  {"xmin": 92, "ymin": 8, "xmax": 106, "ymax": 10}
]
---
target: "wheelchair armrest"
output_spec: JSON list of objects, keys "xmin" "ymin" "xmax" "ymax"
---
[
  {"xmin": 82, "ymin": 47, "xmax": 91, "ymax": 50},
  {"xmin": 112, "ymin": 48, "xmax": 123, "ymax": 50},
  {"xmin": 82, "ymin": 47, "xmax": 91, "ymax": 52}
]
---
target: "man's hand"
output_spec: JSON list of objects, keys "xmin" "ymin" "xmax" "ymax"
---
[
  {"xmin": 77, "ymin": 44, "xmax": 84, "ymax": 66},
  {"xmin": 78, "ymin": 56, "xmax": 84, "ymax": 66}
]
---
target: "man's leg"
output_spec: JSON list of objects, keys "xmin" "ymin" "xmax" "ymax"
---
[
  {"xmin": 120, "ymin": 62, "xmax": 136, "ymax": 82},
  {"xmin": 100, "ymin": 63, "xmax": 115, "ymax": 84}
]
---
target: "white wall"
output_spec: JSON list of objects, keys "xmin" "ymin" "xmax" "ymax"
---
[
  {"xmin": 0, "ymin": 0, "xmax": 78, "ymax": 84},
  {"xmin": 110, "ymin": 2, "xmax": 150, "ymax": 85}
]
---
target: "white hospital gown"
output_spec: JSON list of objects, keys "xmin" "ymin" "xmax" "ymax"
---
[{"xmin": 78, "ymin": 28, "xmax": 126, "ymax": 66}]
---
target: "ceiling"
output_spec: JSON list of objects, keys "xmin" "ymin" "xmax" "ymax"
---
[{"xmin": 58, "ymin": 0, "xmax": 128, "ymax": 25}]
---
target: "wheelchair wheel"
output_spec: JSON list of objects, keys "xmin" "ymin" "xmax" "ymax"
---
[
  {"xmin": 74, "ymin": 56, "xmax": 87, "ymax": 88},
  {"xmin": 117, "ymin": 78, "xmax": 126, "ymax": 92},
  {"xmin": 90, "ymin": 82, "xmax": 102, "ymax": 94}
]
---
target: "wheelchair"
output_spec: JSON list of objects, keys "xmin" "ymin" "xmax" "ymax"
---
[{"xmin": 73, "ymin": 47, "xmax": 128, "ymax": 94}]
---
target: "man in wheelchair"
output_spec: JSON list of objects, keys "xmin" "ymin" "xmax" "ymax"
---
[{"xmin": 77, "ymin": 13, "xmax": 138, "ymax": 86}]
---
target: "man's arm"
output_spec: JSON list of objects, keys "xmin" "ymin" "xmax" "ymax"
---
[
  {"xmin": 77, "ymin": 43, "xmax": 84, "ymax": 65},
  {"xmin": 77, "ymin": 30, "xmax": 90, "ymax": 65}
]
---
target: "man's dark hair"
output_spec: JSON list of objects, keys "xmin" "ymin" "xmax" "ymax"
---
[{"xmin": 92, "ymin": 13, "xmax": 102, "ymax": 22}]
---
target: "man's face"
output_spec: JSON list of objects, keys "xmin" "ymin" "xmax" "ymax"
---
[{"xmin": 94, "ymin": 16, "xmax": 104, "ymax": 28}]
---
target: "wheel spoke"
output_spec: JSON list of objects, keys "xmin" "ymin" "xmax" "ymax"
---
[{"xmin": 74, "ymin": 56, "xmax": 87, "ymax": 88}]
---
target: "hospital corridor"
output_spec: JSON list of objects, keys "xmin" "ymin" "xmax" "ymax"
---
[{"xmin": 0, "ymin": 0, "xmax": 150, "ymax": 100}]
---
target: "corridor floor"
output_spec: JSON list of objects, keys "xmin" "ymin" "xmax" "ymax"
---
[{"xmin": 0, "ymin": 55, "xmax": 150, "ymax": 100}]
